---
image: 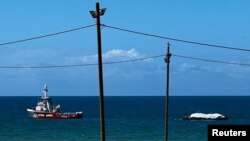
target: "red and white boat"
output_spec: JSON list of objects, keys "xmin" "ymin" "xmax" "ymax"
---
[{"xmin": 27, "ymin": 85, "xmax": 83, "ymax": 119}]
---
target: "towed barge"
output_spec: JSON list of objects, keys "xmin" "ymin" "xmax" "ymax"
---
[{"xmin": 183, "ymin": 112, "xmax": 228, "ymax": 120}]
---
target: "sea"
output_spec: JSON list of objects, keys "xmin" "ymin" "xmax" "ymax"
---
[{"xmin": 0, "ymin": 96, "xmax": 250, "ymax": 141}]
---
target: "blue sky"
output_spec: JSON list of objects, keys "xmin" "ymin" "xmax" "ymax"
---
[{"xmin": 0, "ymin": 0, "xmax": 250, "ymax": 96}]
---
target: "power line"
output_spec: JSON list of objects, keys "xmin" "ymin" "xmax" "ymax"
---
[
  {"xmin": 0, "ymin": 63, "xmax": 96, "ymax": 69},
  {"xmin": 0, "ymin": 23, "xmax": 248, "ymax": 52},
  {"xmin": 103, "ymin": 55, "xmax": 164, "ymax": 65},
  {"xmin": 1, "ymin": 53, "xmax": 250, "ymax": 69},
  {"xmin": 0, "ymin": 24, "xmax": 96, "ymax": 46},
  {"xmin": 173, "ymin": 54, "xmax": 250, "ymax": 67},
  {"xmin": 102, "ymin": 24, "xmax": 250, "ymax": 52},
  {"xmin": 1, "ymin": 53, "xmax": 249, "ymax": 69},
  {"xmin": 0, "ymin": 55, "xmax": 164, "ymax": 69}
]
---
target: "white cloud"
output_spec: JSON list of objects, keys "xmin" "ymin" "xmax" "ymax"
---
[
  {"xmin": 68, "ymin": 49, "xmax": 149, "ymax": 64},
  {"xmin": 66, "ymin": 49, "xmax": 160, "ymax": 80},
  {"xmin": 223, "ymin": 65, "xmax": 250, "ymax": 79},
  {"xmin": 177, "ymin": 60, "xmax": 250, "ymax": 79},
  {"xmin": 178, "ymin": 63, "xmax": 215, "ymax": 73},
  {"xmin": 179, "ymin": 63, "xmax": 197, "ymax": 72},
  {"xmin": 103, "ymin": 49, "xmax": 140, "ymax": 60}
]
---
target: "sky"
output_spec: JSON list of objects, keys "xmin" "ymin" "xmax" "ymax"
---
[{"xmin": 0, "ymin": 0, "xmax": 250, "ymax": 96}]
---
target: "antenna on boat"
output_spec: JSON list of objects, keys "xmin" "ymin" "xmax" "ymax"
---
[{"xmin": 43, "ymin": 85, "xmax": 48, "ymax": 98}]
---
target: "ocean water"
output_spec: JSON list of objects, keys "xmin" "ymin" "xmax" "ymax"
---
[{"xmin": 0, "ymin": 96, "xmax": 250, "ymax": 141}]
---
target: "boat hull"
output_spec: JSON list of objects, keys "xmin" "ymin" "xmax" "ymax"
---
[{"xmin": 27, "ymin": 109, "xmax": 83, "ymax": 119}]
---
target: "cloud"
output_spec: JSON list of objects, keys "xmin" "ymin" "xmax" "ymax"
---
[
  {"xmin": 103, "ymin": 49, "xmax": 141, "ymax": 60},
  {"xmin": 66, "ymin": 49, "xmax": 161, "ymax": 80},
  {"xmin": 177, "ymin": 63, "xmax": 215, "ymax": 74},
  {"xmin": 68, "ymin": 48, "xmax": 149, "ymax": 64},
  {"xmin": 176, "ymin": 59, "xmax": 250, "ymax": 79},
  {"xmin": 179, "ymin": 63, "xmax": 197, "ymax": 72},
  {"xmin": 222, "ymin": 65, "xmax": 250, "ymax": 79}
]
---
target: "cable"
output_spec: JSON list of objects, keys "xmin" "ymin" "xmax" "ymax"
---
[
  {"xmin": 0, "ymin": 55, "xmax": 164, "ymax": 69},
  {"xmin": 102, "ymin": 24, "xmax": 250, "ymax": 52},
  {"xmin": 1, "ymin": 23, "xmax": 248, "ymax": 52},
  {"xmin": 1, "ymin": 53, "xmax": 250, "ymax": 69},
  {"xmin": 0, "ymin": 24, "xmax": 96, "ymax": 46},
  {"xmin": 104, "ymin": 55, "xmax": 164, "ymax": 65},
  {"xmin": 173, "ymin": 54, "xmax": 250, "ymax": 67},
  {"xmin": 0, "ymin": 63, "xmax": 96, "ymax": 69}
]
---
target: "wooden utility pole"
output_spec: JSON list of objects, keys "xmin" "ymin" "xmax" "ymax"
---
[
  {"xmin": 90, "ymin": 2, "xmax": 106, "ymax": 141},
  {"xmin": 164, "ymin": 42, "xmax": 171, "ymax": 141}
]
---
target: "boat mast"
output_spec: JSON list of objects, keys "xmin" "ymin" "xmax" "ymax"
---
[
  {"xmin": 42, "ymin": 85, "xmax": 53, "ymax": 112},
  {"xmin": 43, "ymin": 85, "xmax": 48, "ymax": 98}
]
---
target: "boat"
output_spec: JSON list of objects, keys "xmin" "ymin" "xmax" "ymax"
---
[
  {"xmin": 183, "ymin": 112, "xmax": 228, "ymax": 120},
  {"xmin": 26, "ymin": 85, "xmax": 83, "ymax": 119}
]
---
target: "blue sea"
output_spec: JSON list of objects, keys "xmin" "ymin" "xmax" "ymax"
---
[{"xmin": 0, "ymin": 96, "xmax": 250, "ymax": 141}]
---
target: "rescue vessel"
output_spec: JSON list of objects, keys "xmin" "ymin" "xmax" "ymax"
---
[{"xmin": 26, "ymin": 85, "xmax": 83, "ymax": 119}]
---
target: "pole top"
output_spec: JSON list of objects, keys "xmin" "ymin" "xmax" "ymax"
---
[
  {"xmin": 165, "ymin": 42, "xmax": 172, "ymax": 63},
  {"xmin": 90, "ymin": 3, "xmax": 106, "ymax": 18},
  {"xmin": 167, "ymin": 42, "xmax": 170, "ymax": 48}
]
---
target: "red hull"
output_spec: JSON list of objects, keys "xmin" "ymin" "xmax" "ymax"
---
[{"xmin": 28, "ymin": 110, "xmax": 83, "ymax": 119}]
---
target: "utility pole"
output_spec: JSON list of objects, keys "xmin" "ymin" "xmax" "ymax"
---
[
  {"xmin": 90, "ymin": 3, "xmax": 106, "ymax": 141},
  {"xmin": 164, "ymin": 42, "xmax": 171, "ymax": 141}
]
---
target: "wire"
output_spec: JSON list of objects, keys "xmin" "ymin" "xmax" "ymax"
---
[
  {"xmin": 2, "ymin": 53, "xmax": 250, "ymax": 69},
  {"xmin": 104, "ymin": 55, "xmax": 164, "ymax": 65},
  {"xmin": 102, "ymin": 24, "xmax": 250, "ymax": 52},
  {"xmin": 1, "ymin": 53, "xmax": 250, "ymax": 69},
  {"xmin": 0, "ymin": 55, "xmax": 164, "ymax": 69},
  {"xmin": 1, "ymin": 23, "xmax": 248, "ymax": 53},
  {"xmin": 0, "ymin": 24, "xmax": 96, "ymax": 46},
  {"xmin": 0, "ymin": 64, "xmax": 96, "ymax": 69},
  {"xmin": 173, "ymin": 54, "xmax": 250, "ymax": 67}
]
